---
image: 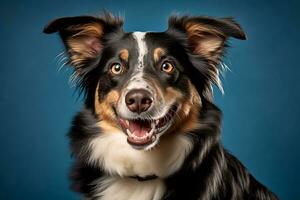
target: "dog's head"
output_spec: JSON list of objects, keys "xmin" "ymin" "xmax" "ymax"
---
[{"xmin": 44, "ymin": 12, "xmax": 245, "ymax": 150}]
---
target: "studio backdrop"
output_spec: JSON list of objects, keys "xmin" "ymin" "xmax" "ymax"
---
[{"xmin": 0, "ymin": 0, "xmax": 299, "ymax": 199}]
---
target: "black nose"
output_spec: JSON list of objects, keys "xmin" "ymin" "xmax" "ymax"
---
[{"xmin": 125, "ymin": 89, "xmax": 153, "ymax": 113}]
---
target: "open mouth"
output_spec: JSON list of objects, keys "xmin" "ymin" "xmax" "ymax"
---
[{"xmin": 118, "ymin": 104, "xmax": 178, "ymax": 149}]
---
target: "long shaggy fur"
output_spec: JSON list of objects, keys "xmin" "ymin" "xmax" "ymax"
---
[{"xmin": 44, "ymin": 12, "xmax": 279, "ymax": 200}]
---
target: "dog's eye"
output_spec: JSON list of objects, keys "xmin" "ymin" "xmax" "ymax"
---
[
  {"xmin": 110, "ymin": 63, "xmax": 124, "ymax": 75},
  {"xmin": 161, "ymin": 61, "xmax": 174, "ymax": 74}
]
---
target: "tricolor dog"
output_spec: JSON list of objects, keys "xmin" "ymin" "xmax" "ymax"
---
[{"xmin": 44, "ymin": 12, "xmax": 278, "ymax": 200}]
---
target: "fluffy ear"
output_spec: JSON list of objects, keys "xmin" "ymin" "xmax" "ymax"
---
[
  {"xmin": 168, "ymin": 16, "xmax": 246, "ymax": 64},
  {"xmin": 168, "ymin": 15, "xmax": 246, "ymax": 98},
  {"xmin": 43, "ymin": 13, "xmax": 123, "ymax": 70}
]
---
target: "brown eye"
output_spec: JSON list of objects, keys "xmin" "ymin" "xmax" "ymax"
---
[
  {"xmin": 161, "ymin": 61, "xmax": 174, "ymax": 74},
  {"xmin": 110, "ymin": 63, "xmax": 124, "ymax": 75}
]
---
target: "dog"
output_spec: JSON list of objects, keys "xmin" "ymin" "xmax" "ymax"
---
[{"xmin": 44, "ymin": 12, "xmax": 279, "ymax": 200}]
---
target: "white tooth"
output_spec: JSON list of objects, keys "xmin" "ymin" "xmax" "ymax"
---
[
  {"xmin": 148, "ymin": 127, "xmax": 155, "ymax": 135},
  {"xmin": 151, "ymin": 135, "xmax": 156, "ymax": 141},
  {"xmin": 155, "ymin": 120, "xmax": 159, "ymax": 125},
  {"xmin": 126, "ymin": 129, "xmax": 132, "ymax": 136},
  {"xmin": 152, "ymin": 122, "xmax": 156, "ymax": 128}
]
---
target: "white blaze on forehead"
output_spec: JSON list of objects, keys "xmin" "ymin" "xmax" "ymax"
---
[
  {"xmin": 133, "ymin": 32, "xmax": 147, "ymax": 69},
  {"xmin": 126, "ymin": 32, "xmax": 149, "ymax": 90}
]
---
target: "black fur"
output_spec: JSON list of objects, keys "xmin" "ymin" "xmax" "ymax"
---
[
  {"xmin": 67, "ymin": 101, "xmax": 278, "ymax": 200},
  {"xmin": 44, "ymin": 12, "xmax": 279, "ymax": 200},
  {"xmin": 163, "ymin": 101, "xmax": 277, "ymax": 200}
]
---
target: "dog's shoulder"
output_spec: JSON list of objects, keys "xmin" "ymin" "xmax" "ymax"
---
[{"xmin": 224, "ymin": 151, "xmax": 279, "ymax": 200}]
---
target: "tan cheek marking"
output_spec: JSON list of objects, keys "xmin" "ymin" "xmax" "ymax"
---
[
  {"xmin": 179, "ymin": 81, "xmax": 201, "ymax": 133},
  {"xmin": 119, "ymin": 49, "xmax": 129, "ymax": 62},
  {"xmin": 153, "ymin": 47, "xmax": 166, "ymax": 62},
  {"xmin": 167, "ymin": 81, "xmax": 201, "ymax": 135},
  {"xmin": 96, "ymin": 120, "xmax": 121, "ymax": 133},
  {"xmin": 164, "ymin": 87, "xmax": 183, "ymax": 103},
  {"xmin": 95, "ymin": 83, "xmax": 120, "ymax": 130}
]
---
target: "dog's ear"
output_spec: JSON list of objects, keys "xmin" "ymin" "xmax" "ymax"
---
[
  {"xmin": 167, "ymin": 16, "xmax": 246, "ymax": 64},
  {"xmin": 167, "ymin": 16, "xmax": 246, "ymax": 98},
  {"xmin": 43, "ymin": 13, "xmax": 123, "ymax": 69}
]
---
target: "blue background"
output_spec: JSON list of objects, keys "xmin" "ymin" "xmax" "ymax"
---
[{"xmin": 0, "ymin": 0, "xmax": 299, "ymax": 199}]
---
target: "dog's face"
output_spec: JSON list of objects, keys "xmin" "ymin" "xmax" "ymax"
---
[
  {"xmin": 94, "ymin": 31, "xmax": 200, "ymax": 150},
  {"xmin": 44, "ymin": 13, "xmax": 245, "ymax": 150}
]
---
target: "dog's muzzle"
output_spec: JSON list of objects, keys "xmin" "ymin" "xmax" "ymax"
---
[{"xmin": 116, "ymin": 89, "xmax": 178, "ymax": 150}]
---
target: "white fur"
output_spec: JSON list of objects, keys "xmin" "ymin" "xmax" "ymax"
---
[
  {"xmin": 133, "ymin": 32, "xmax": 147, "ymax": 67},
  {"xmin": 88, "ymin": 131, "xmax": 192, "ymax": 199},
  {"xmin": 88, "ymin": 131, "xmax": 192, "ymax": 178},
  {"xmin": 92, "ymin": 176, "xmax": 165, "ymax": 200},
  {"xmin": 126, "ymin": 32, "xmax": 149, "ymax": 90}
]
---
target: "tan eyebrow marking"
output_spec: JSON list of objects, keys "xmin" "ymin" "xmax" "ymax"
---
[
  {"xmin": 153, "ymin": 47, "xmax": 166, "ymax": 62},
  {"xmin": 119, "ymin": 49, "xmax": 129, "ymax": 62}
]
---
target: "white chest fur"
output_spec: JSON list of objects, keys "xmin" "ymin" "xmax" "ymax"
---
[
  {"xmin": 87, "ymin": 130, "xmax": 192, "ymax": 200},
  {"xmin": 92, "ymin": 176, "xmax": 165, "ymax": 200},
  {"xmin": 88, "ymin": 131, "xmax": 193, "ymax": 178}
]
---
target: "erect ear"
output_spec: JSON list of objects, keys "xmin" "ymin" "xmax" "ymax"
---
[
  {"xmin": 43, "ymin": 13, "xmax": 123, "ymax": 70},
  {"xmin": 167, "ymin": 15, "xmax": 246, "ymax": 99},
  {"xmin": 167, "ymin": 16, "xmax": 246, "ymax": 64}
]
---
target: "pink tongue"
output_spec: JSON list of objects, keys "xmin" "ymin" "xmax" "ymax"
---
[{"xmin": 129, "ymin": 120, "xmax": 151, "ymax": 137}]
